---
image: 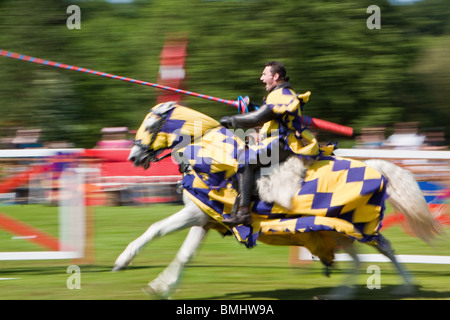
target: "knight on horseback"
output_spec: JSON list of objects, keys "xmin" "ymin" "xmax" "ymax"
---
[
  {"xmin": 220, "ymin": 61, "xmax": 322, "ymax": 226},
  {"xmin": 118, "ymin": 73, "xmax": 440, "ymax": 298}
]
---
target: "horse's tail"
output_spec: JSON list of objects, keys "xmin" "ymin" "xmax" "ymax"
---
[{"xmin": 364, "ymin": 159, "xmax": 442, "ymax": 243}]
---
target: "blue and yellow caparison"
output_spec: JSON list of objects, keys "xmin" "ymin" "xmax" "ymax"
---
[{"xmin": 134, "ymin": 102, "xmax": 387, "ymax": 265}]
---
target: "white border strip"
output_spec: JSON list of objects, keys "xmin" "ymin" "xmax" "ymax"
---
[
  {"xmin": 0, "ymin": 251, "xmax": 82, "ymax": 261},
  {"xmin": 0, "ymin": 159, "xmax": 86, "ymax": 261},
  {"xmin": 334, "ymin": 148, "xmax": 450, "ymax": 160},
  {"xmin": 310, "ymin": 254, "xmax": 450, "ymax": 264},
  {"xmin": 0, "ymin": 149, "xmax": 84, "ymax": 158},
  {"xmin": 2, "ymin": 148, "xmax": 449, "ymax": 160}
]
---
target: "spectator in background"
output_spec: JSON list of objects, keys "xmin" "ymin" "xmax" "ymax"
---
[
  {"xmin": 11, "ymin": 129, "xmax": 43, "ymax": 149},
  {"xmin": 95, "ymin": 127, "xmax": 133, "ymax": 149},
  {"xmin": 383, "ymin": 122, "xmax": 425, "ymax": 150},
  {"xmin": 355, "ymin": 127, "xmax": 385, "ymax": 149},
  {"xmin": 383, "ymin": 122, "xmax": 426, "ymax": 167},
  {"xmin": 422, "ymin": 129, "xmax": 448, "ymax": 151}
]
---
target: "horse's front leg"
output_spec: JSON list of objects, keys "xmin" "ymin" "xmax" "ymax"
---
[
  {"xmin": 112, "ymin": 194, "xmax": 208, "ymax": 271},
  {"xmin": 143, "ymin": 225, "xmax": 209, "ymax": 299}
]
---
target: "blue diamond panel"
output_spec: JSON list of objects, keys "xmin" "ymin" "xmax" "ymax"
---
[
  {"xmin": 311, "ymin": 192, "xmax": 333, "ymax": 209},
  {"xmin": 346, "ymin": 166, "xmax": 366, "ymax": 183}
]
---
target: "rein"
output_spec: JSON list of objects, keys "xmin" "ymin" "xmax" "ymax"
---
[{"xmin": 133, "ymin": 110, "xmax": 171, "ymax": 163}]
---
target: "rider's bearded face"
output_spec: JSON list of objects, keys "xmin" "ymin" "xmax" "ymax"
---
[{"xmin": 260, "ymin": 66, "xmax": 279, "ymax": 92}]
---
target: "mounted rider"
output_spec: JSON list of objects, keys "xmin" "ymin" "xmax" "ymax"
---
[{"xmin": 220, "ymin": 61, "xmax": 322, "ymax": 226}]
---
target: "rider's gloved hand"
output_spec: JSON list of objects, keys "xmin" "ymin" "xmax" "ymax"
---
[
  {"xmin": 220, "ymin": 116, "xmax": 233, "ymax": 128},
  {"xmin": 238, "ymin": 96, "xmax": 258, "ymax": 113},
  {"xmin": 246, "ymin": 100, "xmax": 258, "ymax": 112}
]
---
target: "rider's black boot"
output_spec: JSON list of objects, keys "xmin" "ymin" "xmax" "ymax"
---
[{"xmin": 223, "ymin": 168, "xmax": 253, "ymax": 226}]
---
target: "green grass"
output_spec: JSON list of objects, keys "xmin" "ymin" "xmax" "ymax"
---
[{"xmin": 0, "ymin": 204, "xmax": 448, "ymax": 300}]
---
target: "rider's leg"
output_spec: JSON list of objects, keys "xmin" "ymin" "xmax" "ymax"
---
[
  {"xmin": 231, "ymin": 165, "xmax": 254, "ymax": 224},
  {"xmin": 225, "ymin": 142, "xmax": 292, "ymax": 226}
]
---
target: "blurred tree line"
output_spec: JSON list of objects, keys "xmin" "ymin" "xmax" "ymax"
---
[{"xmin": 0, "ymin": 0, "xmax": 449, "ymax": 148}]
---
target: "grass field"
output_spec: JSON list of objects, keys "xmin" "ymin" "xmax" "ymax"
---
[{"xmin": 0, "ymin": 203, "xmax": 449, "ymax": 300}]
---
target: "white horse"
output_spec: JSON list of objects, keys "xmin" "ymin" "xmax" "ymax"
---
[{"xmin": 112, "ymin": 102, "xmax": 441, "ymax": 299}]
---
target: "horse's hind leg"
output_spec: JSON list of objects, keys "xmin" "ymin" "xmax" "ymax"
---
[
  {"xmin": 373, "ymin": 234, "xmax": 416, "ymax": 296},
  {"xmin": 143, "ymin": 225, "xmax": 209, "ymax": 299},
  {"xmin": 112, "ymin": 195, "xmax": 208, "ymax": 271},
  {"xmin": 322, "ymin": 235, "xmax": 360, "ymax": 300}
]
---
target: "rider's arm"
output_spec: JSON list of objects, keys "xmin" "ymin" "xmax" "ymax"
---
[{"xmin": 220, "ymin": 105, "xmax": 275, "ymax": 129}]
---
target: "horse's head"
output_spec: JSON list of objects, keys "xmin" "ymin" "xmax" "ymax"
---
[{"xmin": 129, "ymin": 101, "xmax": 219, "ymax": 169}]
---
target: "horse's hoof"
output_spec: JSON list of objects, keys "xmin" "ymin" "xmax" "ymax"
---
[
  {"xmin": 112, "ymin": 249, "xmax": 135, "ymax": 272},
  {"xmin": 141, "ymin": 286, "xmax": 157, "ymax": 297},
  {"xmin": 141, "ymin": 285, "xmax": 171, "ymax": 300},
  {"xmin": 111, "ymin": 264, "xmax": 127, "ymax": 272},
  {"xmin": 391, "ymin": 284, "xmax": 417, "ymax": 297},
  {"xmin": 317, "ymin": 286, "xmax": 356, "ymax": 300}
]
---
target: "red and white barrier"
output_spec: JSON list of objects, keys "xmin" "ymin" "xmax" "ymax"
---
[{"xmin": 0, "ymin": 149, "xmax": 88, "ymax": 260}]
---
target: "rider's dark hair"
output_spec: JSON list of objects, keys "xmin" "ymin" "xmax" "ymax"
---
[{"xmin": 265, "ymin": 61, "xmax": 289, "ymax": 82}]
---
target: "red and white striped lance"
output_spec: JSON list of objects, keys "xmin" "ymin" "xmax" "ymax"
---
[{"xmin": 0, "ymin": 49, "xmax": 353, "ymax": 136}]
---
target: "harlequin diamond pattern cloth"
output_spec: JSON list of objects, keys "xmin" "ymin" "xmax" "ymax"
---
[
  {"xmin": 182, "ymin": 152, "xmax": 387, "ymax": 249},
  {"xmin": 252, "ymin": 156, "xmax": 387, "ymax": 244},
  {"xmin": 259, "ymin": 87, "xmax": 320, "ymax": 158},
  {"xmin": 181, "ymin": 126, "xmax": 248, "ymax": 189},
  {"xmin": 134, "ymin": 103, "xmax": 220, "ymax": 151}
]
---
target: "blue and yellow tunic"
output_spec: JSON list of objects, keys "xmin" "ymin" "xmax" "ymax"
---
[{"xmin": 257, "ymin": 84, "xmax": 321, "ymax": 158}]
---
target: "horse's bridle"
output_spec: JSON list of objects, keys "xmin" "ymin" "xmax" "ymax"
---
[{"xmin": 133, "ymin": 110, "xmax": 172, "ymax": 164}]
